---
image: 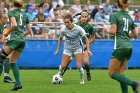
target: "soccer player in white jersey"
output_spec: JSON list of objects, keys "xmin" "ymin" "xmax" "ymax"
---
[{"xmin": 54, "ymin": 14, "xmax": 92, "ymax": 84}]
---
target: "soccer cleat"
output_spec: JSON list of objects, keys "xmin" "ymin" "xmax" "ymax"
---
[
  {"xmin": 11, "ymin": 84, "xmax": 22, "ymax": 91},
  {"xmin": 132, "ymin": 81, "xmax": 140, "ymax": 93},
  {"xmin": 4, "ymin": 76, "xmax": 16, "ymax": 83},
  {"xmin": 80, "ymin": 79, "xmax": 85, "ymax": 84},
  {"xmin": 87, "ymin": 72, "xmax": 91, "ymax": 81}
]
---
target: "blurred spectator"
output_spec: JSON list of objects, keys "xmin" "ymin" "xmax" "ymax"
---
[
  {"xmin": 94, "ymin": 5, "xmax": 106, "ymax": 39},
  {"xmin": 32, "ymin": 4, "xmax": 38, "ymax": 16},
  {"xmin": 25, "ymin": 6, "xmax": 36, "ymax": 21},
  {"xmin": 0, "ymin": 1, "xmax": 8, "ymax": 13},
  {"xmin": 102, "ymin": 0, "xmax": 112, "ymax": 21},
  {"xmin": 3, "ymin": 0, "xmax": 12, "ymax": 11},
  {"xmin": 84, "ymin": 0, "xmax": 95, "ymax": 14},
  {"xmin": 52, "ymin": 0, "xmax": 64, "ymax": 9},
  {"xmin": 103, "ymin": 0, "xmax": 112, "ymax": 15},
  {"xmin": 38, "ymin": 0, "xmax": 52, "ymax": 11},
  {"xmin": 43, "ymin": 3, "xmax": 52, "ymax": 19},
  {"xmin": 25, "ymin": 0, "xmax": 34, "ymax": 12},
  {"xmin": 133, "ymin": 9, "xmax": 140, "ymax": 24},
  {"xmin": 70, "ymin": 0, "xmax": 82, "ymax": 17},
  {"xmin": 35, "ymin": 7, "xmax": 47, "ymax": 22}
]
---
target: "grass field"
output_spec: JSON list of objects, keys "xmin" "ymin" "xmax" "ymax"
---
[{"xmin": 0, "ymin": 70, "xmax": 140, "ymax": 93}]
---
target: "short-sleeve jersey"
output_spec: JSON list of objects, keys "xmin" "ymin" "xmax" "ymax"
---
[
  {"xmin": 76, "ymin": 22, "xmax": 95, "ymax": 44},
  {"xmin": 111, "ymin": 10, "xmax": 135, "ymax": 49},
  {"xmin": 59, "ymin": 24, "xmax": 85, "ymax": 51},
  {"xmin": 8, "ymin": 8, "xmax": 30, "ymax": 41}
]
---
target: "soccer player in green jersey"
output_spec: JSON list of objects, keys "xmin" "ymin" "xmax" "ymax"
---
[
  {"xmin": 57, "ymin": 11, "xmax": 95, "ymax": 81},
  {"xmin": 0, "ymin": 0, "xmax": 32, "ymax": 91},
  {"xmin": 76, "ymin": 12, "xmax": 95, "ymax": 81},
  {"xmin": 105, "ymin": 0, "xmax": 139, "ymax": 93},
  {"xmin": 0, "ymin": 12, "xmax": 15, "ymax": 83}
]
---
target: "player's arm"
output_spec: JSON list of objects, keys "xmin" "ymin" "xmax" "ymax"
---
[
  {"xmin": 83, "ymin": 35, "xmax": 92, "ymax": 56},
  {"xmin": 105, "ymin": 24, "xmax": 117, "ymax": 35},
  {"xmin": 24, "ymin": 23, "xmax": 33, "ymax": 37},
  {"xmin": 54, "ymin": 37, "xmax": 63, "ymax": 55},
  {"xmin": 3, "ymin": 17, "xmax": 17, "ymax": 37},
  {"xmin": 89, "ymin": 35, "xmax": 95, "ymax": 45},
  {"xmin": 129, "ymin": 28, "xmax": 138, "ymax": 39}
]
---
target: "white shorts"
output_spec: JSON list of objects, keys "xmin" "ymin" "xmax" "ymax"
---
[{"xmin": 63, "ymin": 48, "xmax": 83, "ymax": 56}]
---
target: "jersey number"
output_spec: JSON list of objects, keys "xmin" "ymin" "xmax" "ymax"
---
[
  {"xmin": 19, "ymin": 14, "xmax": 23, "ymax": 26},
  {"xmin": 123, "ymin": 18, "xmax": 129, "ymax": 32}
]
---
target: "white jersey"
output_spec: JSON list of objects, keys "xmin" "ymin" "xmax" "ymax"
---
[{"xmin": 59, "ymin": 24, "xmax": 85, "ymax": 51}]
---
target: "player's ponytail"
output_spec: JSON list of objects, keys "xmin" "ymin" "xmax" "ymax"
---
[
  {"xmin": 13, "ymin": 0, "xmax": 24, "ymax": 8},
  {"xmin": 117, "ymin": 0, "xmax": 128, "ymax": 10}
]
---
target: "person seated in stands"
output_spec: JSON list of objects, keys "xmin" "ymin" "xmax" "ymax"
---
[
  {"xmin": 43, "ymin": 3, "xmax": 52, "ymax": 19},
  {"xmin": 133, "ymin": 9, "xmax": 140, "ymax": 39},
  {"xmin": 38, "ymin": 0, "xmax": 52, "ymax": 11},
  {"xmin": 25, "ymin": 0, "xmax": 34, "ymax": 12},
  {"xmin": 25, "ymin": 6, "xmax": 36, "ymax": 22},
  {"xmin": 0, "ymin": 1, "xmax": 8, "ymax": 13},
  {"xmin": 94, "ymin": 5, "xmax": 106, "ymax": 39}
]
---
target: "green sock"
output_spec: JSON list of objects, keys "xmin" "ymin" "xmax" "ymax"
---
[
  {"xmin": 0, "ymin": 55, "xmax": 7, "ymax": 75},
  {"xmin": 10, "ymin": 63, "xmax": 21, "ymax": 85},
  {"xmin": 3, "ymin": 58, "xmax": 10, "ymax": 74},
  {"xmin": 84, "ymin": 65, "xmax": 90, "ymax": 73},
  {"xmin": 120, "ymin": 82, "xmax": 128, "ymax": 93},
  {"xmin": 0, "ymin": 62, "xmax": 3, "ymax": 75},
  {"xmin": 111, "ymin": 73, "xmax": 133, "ymax": 86}
]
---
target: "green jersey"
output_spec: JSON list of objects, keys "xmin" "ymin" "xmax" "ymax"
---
[
  {"xmin": 0, "ymin": 24, "xmax": 4, "ymax": 35},
  {"xmin": 76, "ymin": 22, "xmax": 95, "ymax": 44},
  {"xmin": 8, "ymin": 9, "xmax": 30, "ymax": 41},
  {"xmin": 111, "ymin": 10, "xmax": 135, "ymax": 49}
]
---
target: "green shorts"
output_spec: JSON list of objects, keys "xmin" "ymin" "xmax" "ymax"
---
[
  {"xmin": 5, "ymin": 40, "xmax": 25, "ymax": 52},
  {"xmin": 111, "ymin": 48, "xmax": 132, "ymax": 61}
]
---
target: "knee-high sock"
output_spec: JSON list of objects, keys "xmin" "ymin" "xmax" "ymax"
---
[
  {"xmin": 84, "ymin": 64, "xmax": 90, "ymax": 73},
  {"xmin": 57, "ymin": 65, "xmax": 65, "ymax": 76},
  {"xmin": 111, "ymin": 73, "xmax": 133, "ymax": 86},
  {"xmin": 10, "ymin": 63, "xmax": 21, "ymax": 85},
  {"xmin": 3, "ymin": 58, "xmax": 10, "ymax": 76},
  {"xmin": 78, "ymin": 68, "xmax": 84, "ymax": 80},
  {"xmin": 0, "ymin": 55, "xmax": 7, "ymax": 75},
  {"xmin": 120, "ymin": 82, "xmax": 128, "ymax": 93}
]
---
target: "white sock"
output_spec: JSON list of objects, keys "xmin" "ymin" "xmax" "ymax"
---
[
  {"xmin": 57, "ymin": 65, "xmax": 64, "ymax": 76},
  {"xmin": 4, "ymin": 73, "xmax": 9, "ymax": 77},
  {"xmin": 78, "ymin": 68, "xmax": 84, "ymax": 80}
]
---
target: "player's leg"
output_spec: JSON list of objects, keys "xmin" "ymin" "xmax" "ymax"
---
[
  {"xmin": 75, "ymin": 53, "xmax": 84, "ymax": 84},
  {"xmin": 57, "ymin": 54, "xmax": 71, "ymax": 76},
  {"xmin": 10, "ymin": 50, "xmax": 22, "ymax": 91},
  {"xmin": 109, "ymin": 58, "xmax": 139, "ymax": 93},
  {"xmin": 0, "ymin": 46, "xmax": 12, "ymax": 76},
  {"xmin": 58, "ymin": 54, "xmax": 74, "ymax": 76},
  {"xmin": 83, "ymin": 50, "xmax": 91, "ymax": 81},
  {"xmin": 3, "ymin": 57, "xmax": 15, "ymax": 83}
]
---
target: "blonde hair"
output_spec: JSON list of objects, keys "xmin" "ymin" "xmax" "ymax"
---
[
  {"xmin": 117, "ymin": 0, "xmax": 128, "ymax": 10},
  {"xmin": 13, "ymin": 0, "xmax": 24, "ymax": 8}
]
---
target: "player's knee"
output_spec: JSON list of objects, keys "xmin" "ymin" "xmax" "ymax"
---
[
  {"xmin": 108, "ymin": 70, "xmax": 114, "ymax": 78},
  {"xmin": 0, "ymin": 49, "xmax": 8, "ymax": 63},
  {"xmin": 0, "ymin": 49, "xmax": 8, "ymax": 57}
]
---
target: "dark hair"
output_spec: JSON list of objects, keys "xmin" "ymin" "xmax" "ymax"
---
[
  {"xmin": 63, "ymin": 14, "xmax": 73, "ymax": 22},
  {"xmin": 117, "ymin": 0, "xmax": 128, "ymax": 10}
]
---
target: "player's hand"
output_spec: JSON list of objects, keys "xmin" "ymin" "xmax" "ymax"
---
[
  {"xmin": 54, "ymin": 49, "xmax": 59, "ymax": 55},
  {"xmin": 87, "ymin": 50, "xmax": 92, "ymax": 56},
  {"xmin": 83, "ymin": 45, "xmax": 87, "ymax": 49},
  {"xmin": 0, "ymin": 35, "xmax": 7, "ymax": 44}
]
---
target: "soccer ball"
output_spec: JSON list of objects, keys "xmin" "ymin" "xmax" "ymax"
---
[{"xmin": 52, "ymin": 74, "xmax": 63, "ymax": 84}]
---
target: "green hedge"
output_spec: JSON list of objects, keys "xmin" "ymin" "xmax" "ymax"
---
[{"xmin": 10, "ymin": 0, "xmax": 140, "ymax": 5}]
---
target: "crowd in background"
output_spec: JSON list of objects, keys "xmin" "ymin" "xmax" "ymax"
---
[{"xmin": 0, "ymin": 0, "xmax": 140, "ymax": 39}]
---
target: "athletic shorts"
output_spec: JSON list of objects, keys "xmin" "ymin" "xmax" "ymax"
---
[
  {"xmin": 111, "ymin": 48, "xmax": 132, "ymax": 61},
  {"xmin": 5, "ymin": 40, "xmax": 25, "ymax": 52},
  {"xmin": 63, "ymin": 48, "xmax": 83, "ymax": 56}
]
